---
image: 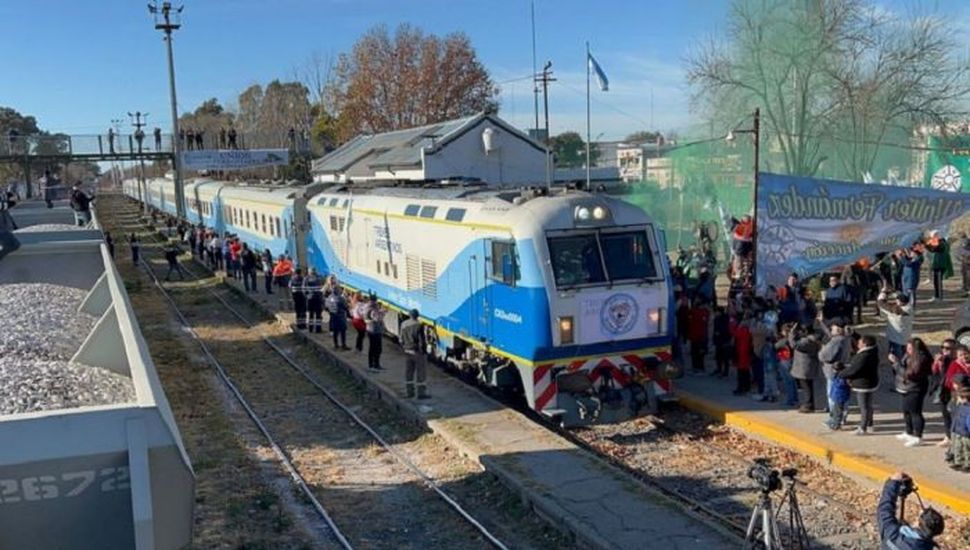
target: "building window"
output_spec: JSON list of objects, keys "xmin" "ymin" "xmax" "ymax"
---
[{"xmin": 445, "ymin": 208, "xmax": 466, "ymax": 222}]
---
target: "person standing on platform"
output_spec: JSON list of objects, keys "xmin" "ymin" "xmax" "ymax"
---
[
  {"xmin": 400, "ymin": 309, "xmax": 428, "ymax": 398},
  {"xmin": 890, "ymin": 338, "xmax": 932, "ymax": 447},
  {"xmin": 240, "ymin": 243, "xmax": 257, "ymax": 292},
  {"xmin": 290, "ymin": 268, "xmax": 307, "ymax": 329},
  {"xmin": 304, "ymin": 268, "xmax": 323, "ymax": 333},
  {"xmin": 163, "ymin": 240, "xmax": 187, "ymax": 281},
  {"xmin": 687, "ymin": 299, "xmax": 710, "ymax": 375},
  {"xmin": 777, "ymin": 273, "xmax": 803, "ymax": 325},
  {"xmin": 877, "ymin": 287, "xmax": 913, "ymax": 360},
  {"xmin": 732, "ymin": 313, "xmax": 753, "ymax": 395},
  {"xmin": 789, "ymin": 323, "xmax": 821, "ymax": 413},
  {"xmin": 818, "ymin": 320, "xmax": 851, "ymax": 416},
  {"xmin": 273, "ymin": 255, "xmax": 293, "ymax": 309},
  {"xmin": 930, "ymin": 339, "xmax": 957, "ymax": 449},
  {"xmin": 712, "ymin": 306, "xmax": 733, "ymax": 378},
  {"xmin": 104, "ymin": 231, "xmax": 115, "ymax": 259},
  {"xmin": 128, "ymin": 234, "xmax": 141, "ymax": 265},
  {"xmin": 153, "ymin": 127, "xmax": 162, "ymax": 151},
  {"xmin": 261, "ymin": 249, "xmax": 274, "ymax": 294},
  {"xmin": 838, "ymin": 334, "xmax": 880, "ymax": 435},
  {"xmin": 365, "ymin": 295, "xmax": 385, "ymax": 371},
  {"xmin": 949, "ymin": 375, "xmax": 970, "ymax": 470},
  {"xmin": 328, "ymin": 287, "xmax": 349, "ymax": 349},
  {"xmin": 924, "ymin": 230, "xmax": 952, "ymax": 302},
  {"xmin": 900, "ymin": 246, "xmax": 923, "ymax": 308},
  {"xmin": 185, "ymin": 128, "xmax": 194, "ymax": 151},
  {"xmin": 351, "ymin": 292, "xmax": 367, "ymax": 353},
  {"xmin": 822, "ymin": 274, "xmax": 852, "ymax": 327}
]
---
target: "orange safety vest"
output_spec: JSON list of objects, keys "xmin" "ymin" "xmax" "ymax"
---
[
  {"xmin": 272, "ymin": 259, "xmax": 293, "ymax": 277},
  {"xmin": 733, "ymin": 219, "xmax": 753, "ymax": 242}
]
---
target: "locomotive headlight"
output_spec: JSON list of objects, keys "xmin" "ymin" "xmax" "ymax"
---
[
  {"xmin": 558, "ymin": 316, "xmax": 574, "ymax": 345},
  {"xmin": 647, "ymin": 307, "xmax": 667, "ymax": 335},
  {"xmin": 592, "ymin": 206, "xmax": 608, "ymax": 220},
  {"xmin": 576, "ymin": 206, "xmax": 591, "ymax": 221}
]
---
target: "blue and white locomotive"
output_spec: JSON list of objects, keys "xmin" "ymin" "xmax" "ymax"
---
[{"xmin": 124, "ymin": 178, "xmax": 678, "ymax": 425}]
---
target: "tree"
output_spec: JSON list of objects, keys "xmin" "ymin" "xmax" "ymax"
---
[
  {"xmin": 329, "ymin": 24, "xmax": 498, "ymax": 142},
  {"xmin": 624, "ymin": 131, "xmax": 662, "ymax": 144},
  {"xmin": 686, "ymin": 0, "xmax": 970, "ymax": 178},
  {"xmin": 0, "ymin": 107, "xmax": 43, "ymax": 184},
  {"xmin": 550, "ymin": 131, "xmax": 599, "ymax": 168}
]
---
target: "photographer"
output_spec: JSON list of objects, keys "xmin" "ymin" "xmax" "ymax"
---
[{"xmin": 877, "ymin": 472, "xmax": 944, "ymax": 549}]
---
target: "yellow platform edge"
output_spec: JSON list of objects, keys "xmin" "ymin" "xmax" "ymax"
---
[{"xmin": 678, "ymin": 391, "xmax": 970, "ymax": 515}]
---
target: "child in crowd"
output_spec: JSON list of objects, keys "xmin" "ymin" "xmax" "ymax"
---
[
  {"xmin": 776, "ymin": 324, "xmax": 798, "ymax": 406},
  {"xmin": 760, "ymin": 332, "xmax": 780, "ymax": 402},
  {"xmin": 827, "ymin": 363, "xmax": 852, "ymax": 430},
  {"xmin": 949, "ymin": 376, "xmax": 970, "ymax": 471}
]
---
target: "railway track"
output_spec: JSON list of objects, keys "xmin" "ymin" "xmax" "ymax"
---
[{"xmin": 107, "ymin": 201, "xmax": 527, "ymax": 550}]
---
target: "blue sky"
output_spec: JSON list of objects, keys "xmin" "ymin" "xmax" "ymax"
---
[{"xmin": 0, "ymin": 0, "xmax": 965, "ymax": 140}]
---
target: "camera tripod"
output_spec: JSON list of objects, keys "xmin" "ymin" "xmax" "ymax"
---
[{"xmin": 745, "ymin": 473, "xmax": 810, "ymax": 549}]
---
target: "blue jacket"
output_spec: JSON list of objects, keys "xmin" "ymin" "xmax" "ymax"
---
[
  {"xmin": 953, "ymin": 403, "xmax": 970, "ymax": 437},
  {"xmin": 877, "ymin": 479, "xmax": 936, "ymax": 550},
  {"xmin": 901, "ymin": 255, "xmax": 923, "ymax": 291}
]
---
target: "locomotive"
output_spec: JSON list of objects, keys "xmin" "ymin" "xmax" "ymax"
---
[{"xmin": 127, "ymin": 177, "xmax": 678, "ymax": 426}]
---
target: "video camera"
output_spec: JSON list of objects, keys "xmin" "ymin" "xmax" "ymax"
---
[{"xmin": 748, "ymin": 458, "xmax": 797, "ymax": 493}]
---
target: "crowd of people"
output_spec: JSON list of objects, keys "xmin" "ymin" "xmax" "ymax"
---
[
  {"xmin": 139, "ymin": 209, "xmax": 431, "ymax": 399},
  {"xmin": 671, "ymin": 230, "xmax": 970, "ymax": 473}
]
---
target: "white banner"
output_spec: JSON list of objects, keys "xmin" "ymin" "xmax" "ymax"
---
[{"xmin": 181, "ymin": 149, "xmax": 289, "ymax": 171}]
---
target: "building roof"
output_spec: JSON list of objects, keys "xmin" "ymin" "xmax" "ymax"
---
[{"xmin": 311, "ymin": 112, "xmax": 546, "ymax": 179}]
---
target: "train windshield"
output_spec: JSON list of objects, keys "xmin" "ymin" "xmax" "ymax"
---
[{"xmin": 547, "ymin": 228, "xmax": 658, "ymax": 288}]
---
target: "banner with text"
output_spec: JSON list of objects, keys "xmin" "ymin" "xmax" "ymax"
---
[
  {"xmin": 756, "ymin": 173, "xmax": 970, "ymax": 289},
  {"xmin": 181, "ymin": 149, "xmax": 289, "ymax": 171}
]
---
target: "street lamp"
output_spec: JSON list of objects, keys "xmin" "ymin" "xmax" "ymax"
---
[
  {"xmin": 148, "ymin": 1, "xmax": 185, "ymax": 219},
  {"xmin": 129, "ymin": 112, "xmax": 150, "ymax": 211},
  {"xmin": 727, "ymin": 108, "xmax": 761, "ymax": 287}
]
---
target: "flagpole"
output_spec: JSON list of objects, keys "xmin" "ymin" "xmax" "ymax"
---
[{"xmin": 586, "ymin": 41, "xmax": 591, "ymax": 191}]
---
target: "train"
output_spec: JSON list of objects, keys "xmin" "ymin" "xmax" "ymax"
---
[{"xmin": 125, "ymin": 176, "xmax": 678, "ymax": 426}]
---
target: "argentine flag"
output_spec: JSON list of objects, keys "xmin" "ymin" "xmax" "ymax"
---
[{"xmin": 588, "ymin": 53, "xmax": 609, "ymax": 92}]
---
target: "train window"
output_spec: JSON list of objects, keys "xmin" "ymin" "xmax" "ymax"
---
[
  {"xmin": 330, "ymin": 216, "xmax": 338, "ymax": 231},
  {"xmin": 245, "ymin": 210, "xmax": 251, "ymax": 228},
  {"xmin": 445, "ymin": 208, "xmax": 466, "ymax": 222},
  {"xmin": 329, "ymin": 198, "xmax": 339, "ymax": 207},
  {"xmin": 337, "ymin": 217, "xmax": 346, "ymax": 232},
  {"xmin": 376, "ymin": 260, "xmax": 382, "ymax": 274},
  {"xmin": 261, "ymin": 214, "xmax": 267, "ymax": 234},
  {"xmin": 404, "ymin": 204, "xmax": 420, "ymax": 216},
  {"xmin": 600, "ymin": 230, "xmax": 657, "ymax": 280},
  {"xmin": 419, "ymin": 206, "xmax": 437, "ymax": 219},
  {"xmin": 269, "ymin": 218, "xmax": 275, "ymax": 237},
  {"xmin": 342, "ymin": 200, "xmax": 349, "ymax": 208},
  {"xmin": 489, "ymin": 241, "xmax": 519, "ymax": 285},
  {"xmin": 275, "ymin": 217, "xmax": 281, "ymax": 237},
  {"xmin": 392, "ymin": 264, "xmax": 398, "ymax": 279},
  {"xmin": 384, "ymin": 261, "xmax": 390, "ymax": 276},
  {"xmin": 547, "ymin": 234, "xmax": 606, "ymax": 287}
]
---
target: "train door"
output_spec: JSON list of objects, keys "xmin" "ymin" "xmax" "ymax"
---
[{"xmin": 467, "ymin": 241, "xmax": 491, "ymax": 343}]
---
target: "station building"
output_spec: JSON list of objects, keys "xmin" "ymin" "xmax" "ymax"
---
[{"xmin": 310, "ymin": 112, "xmax": 550, "ymax": 186}]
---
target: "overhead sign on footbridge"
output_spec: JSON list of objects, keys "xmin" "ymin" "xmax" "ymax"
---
[{"xmin": 180, "ymin": 149, "xmax": 290, "ymax": 171}]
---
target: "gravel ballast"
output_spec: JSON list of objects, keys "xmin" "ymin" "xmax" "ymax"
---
[
  {"xmin": 14, "ymin": 223, "xmax": 86, "ymax": 233},
  {"xmin": 0, "ymin": 282, "xmax": 135, "ymax": 415}
]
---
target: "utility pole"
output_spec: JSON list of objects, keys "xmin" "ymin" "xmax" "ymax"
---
[
  {"xmin": 535, "ymin": 61, "xmax": 555, "ymax": 189},
  {"xmin": 129, "ymin": 111, "xmax": 150, "ymax": 212},
  {"xmin": 531, "ymin": 1, "xmax": 539, "ymax": 134},
  {"xmin": 149, "ymin": 1, "xmax": 185, "ymax": 219}
]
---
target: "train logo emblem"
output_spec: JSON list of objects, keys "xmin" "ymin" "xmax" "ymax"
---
[{"xmin": 600, "ymin": 293, "xmax": 638, "ymax": 336}]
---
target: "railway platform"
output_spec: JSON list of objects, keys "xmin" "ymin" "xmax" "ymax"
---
[
  {"xmin": 677, "ymin": 285, "xmax": 970, "ymax": 516},
  {"xmin": 216, "ymin": 276, "xmax": 734, "ymax": 549}
]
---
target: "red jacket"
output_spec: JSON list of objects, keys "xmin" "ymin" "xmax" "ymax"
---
[
  {"xmin": 733, "ymin": 324, "xmax": 753, "ymax": 370},
  {"xmin": 944, "ymin": 359, "xmax": 970, "ymax": 391},
  {"xmin": 687, "ymin": 307, "xmax": 710, "ymax": 344}
]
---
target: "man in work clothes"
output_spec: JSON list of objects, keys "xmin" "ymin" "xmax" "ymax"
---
[
  {"xmin": 290, "ymin": 268, "xmax": 307, "ymax": 329},
  {"xmin": 240, "ymin": 243, "xmax": 258, "ymax": 292},
  {"xmin": 304, "ymin": 268, "xmax": 323, "ymax": 333},
  {"xmin": 400, "ymin": 309, "xmax": 429, "ymax": 398},
  {"xmin": 164, "ymin": 240, "xmax": 187, "ymax": 281}
]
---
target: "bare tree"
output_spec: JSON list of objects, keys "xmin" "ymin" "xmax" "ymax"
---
[
  {"xmin": 329, "ymin": 24, "xmax": 498, "ymax": 142},
  {"xmin": 686, "ymin": 0, "xmax": 970, "ymax": 178}
]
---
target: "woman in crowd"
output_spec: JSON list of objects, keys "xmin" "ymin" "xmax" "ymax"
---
[{"xmin": 890, "ymin": 337, "xmax": 933, "ymax": 447}]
